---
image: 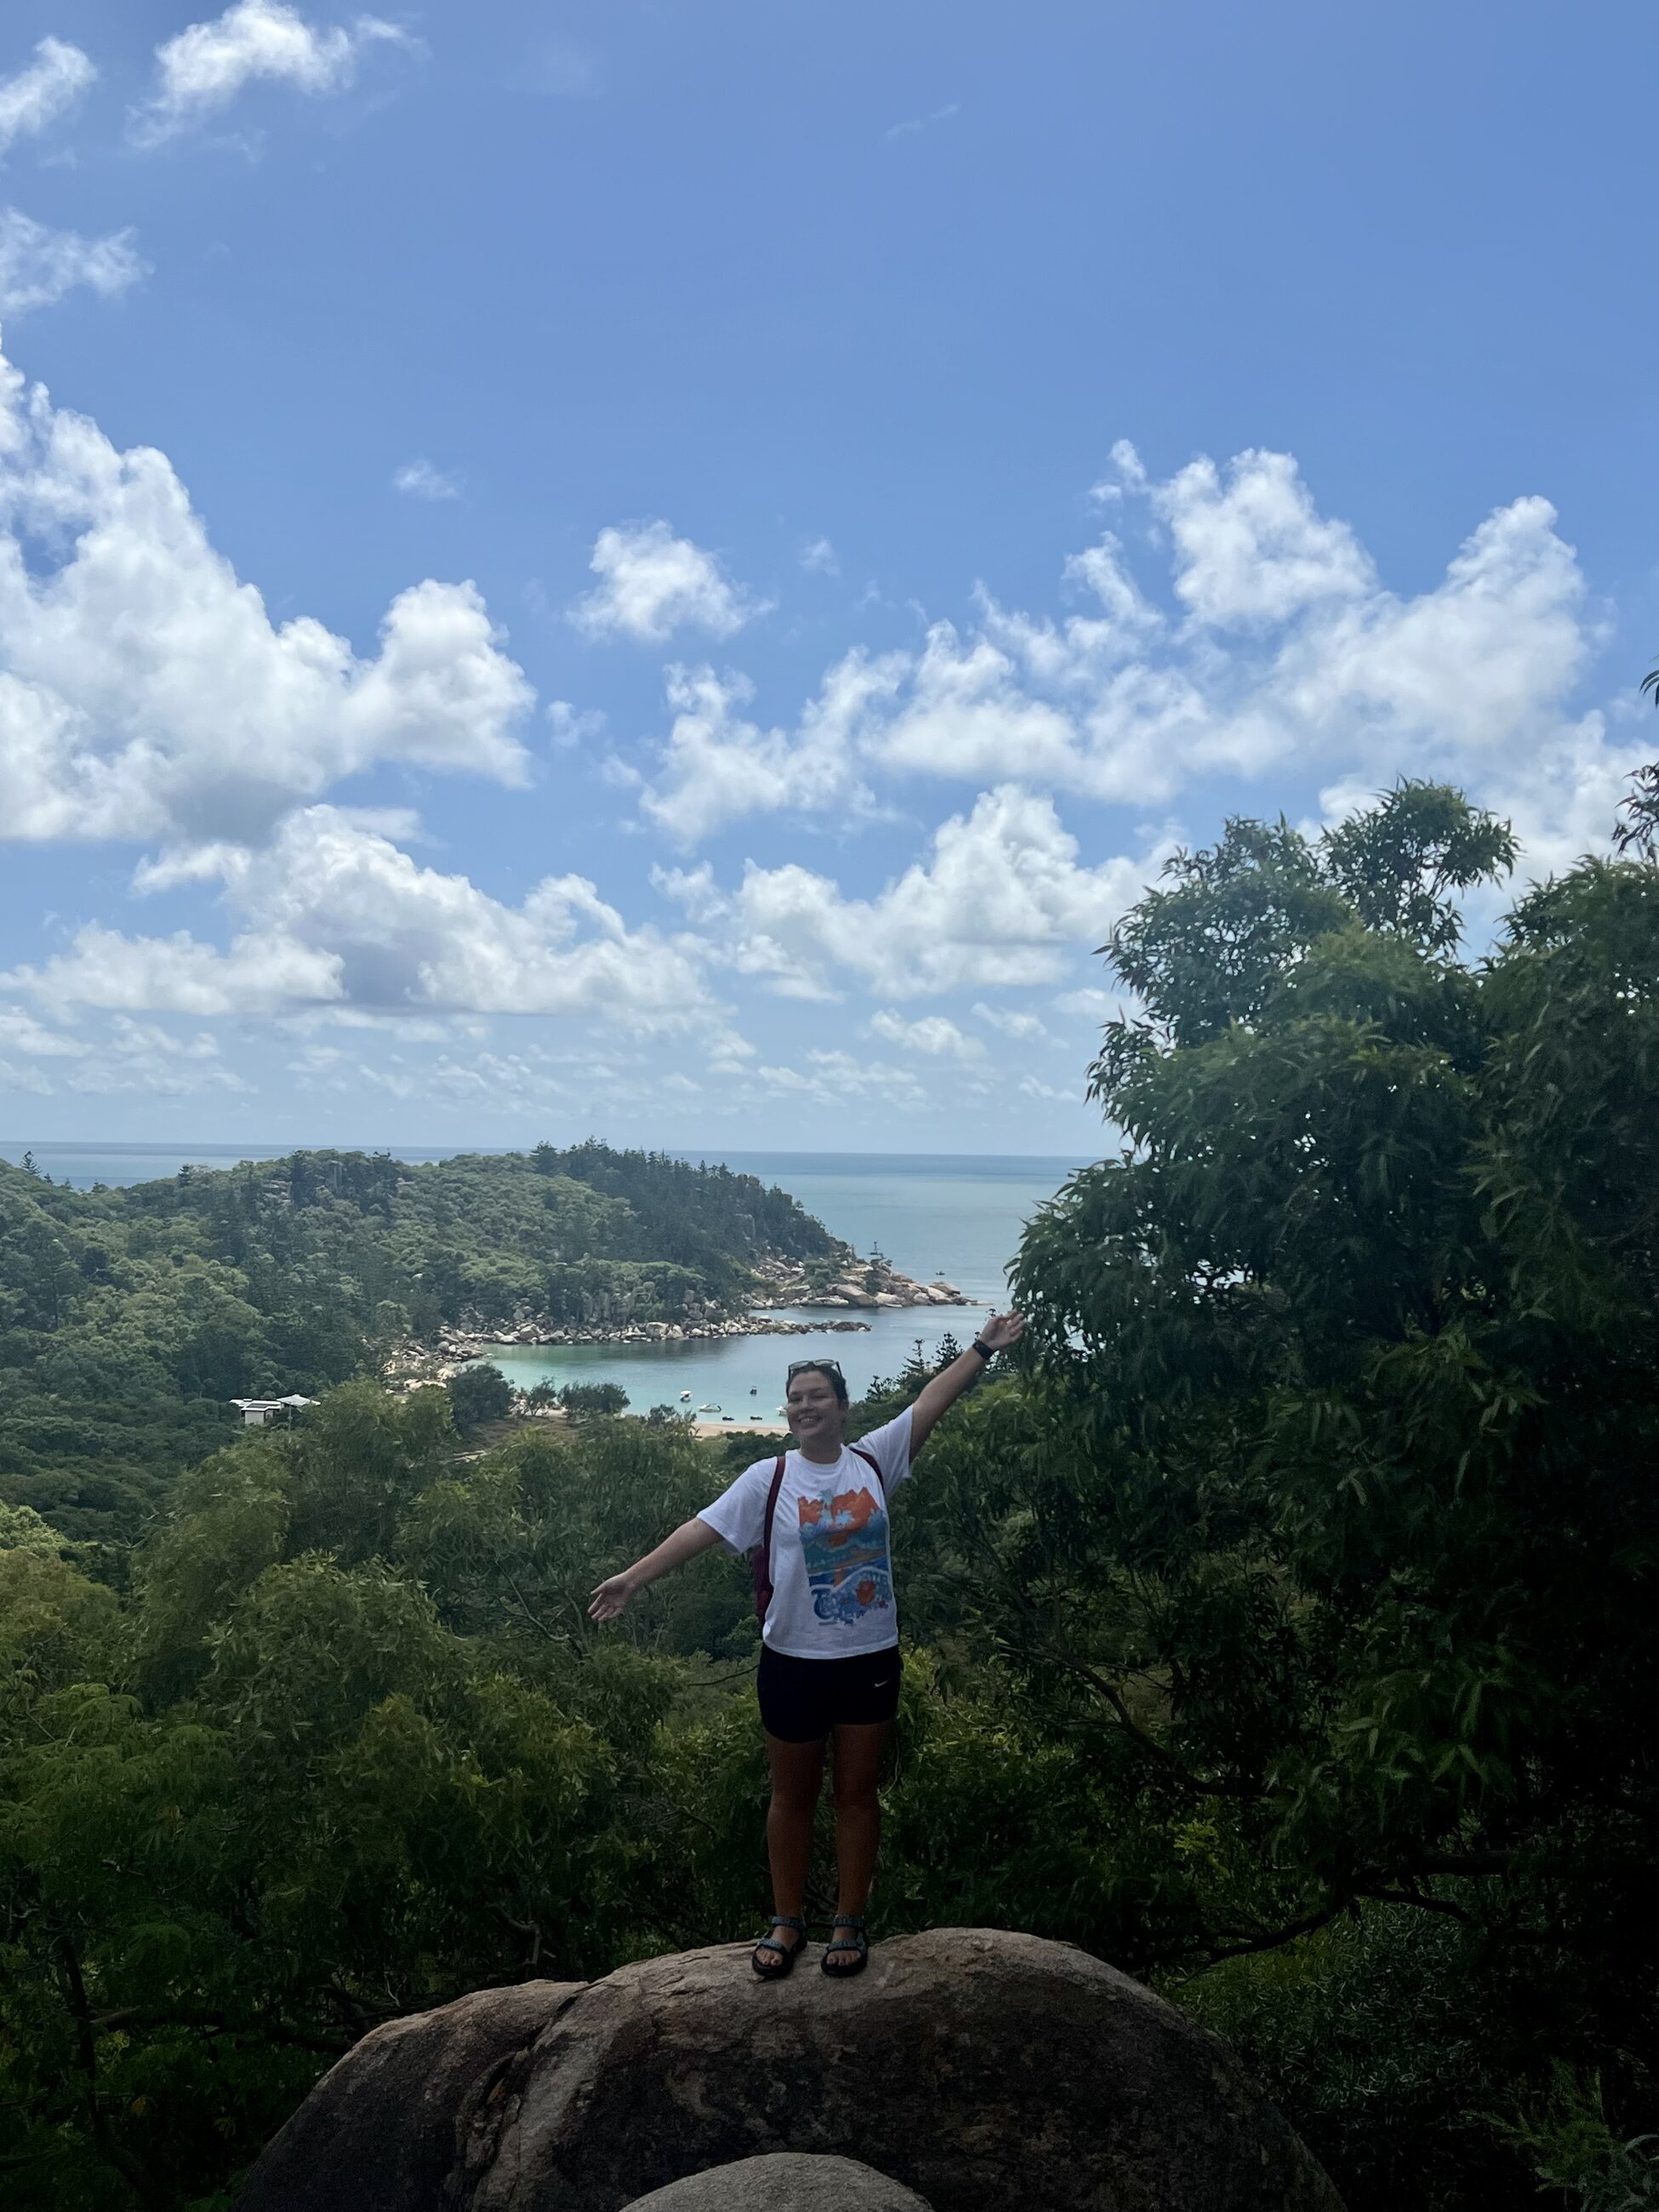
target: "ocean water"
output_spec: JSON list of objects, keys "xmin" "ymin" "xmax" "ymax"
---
[
  {"xmin": 688, "ymin": 1152, "xmax": 1086, "ymax": 1305},
  {"xmin": 0, "ymin": 1142, "xmax": 1089, "ymax": 1411},
  {"xmin": 0, "ymin": 1141, "xmax": 301, "ymax": 1191},
  {"xmin": 482, "ymin": 1308, "xmax": 987, "ymax": 1420}
]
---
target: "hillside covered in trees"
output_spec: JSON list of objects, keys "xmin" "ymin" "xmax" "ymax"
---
[
  {"xmin": 0, "ymin": 1143, "xmax": 845, "ymax": 1544},
  {"xmin": 1, "ymin": 772, "xmax": 1656, "ymax": 2212}
]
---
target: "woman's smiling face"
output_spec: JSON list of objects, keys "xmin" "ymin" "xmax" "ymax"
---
[{"xmin": 785, "ymin": 1365, "xmax": 847, "ymax": 1447}]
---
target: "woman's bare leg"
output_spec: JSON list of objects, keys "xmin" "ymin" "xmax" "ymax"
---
[
  {"xmin": 828, "ymin": 1719, "xmax": 891, "ymax": 1957},
  {"xmin": 764, "ymin": 1730, "xmax": 825, "ymax": 1954}
]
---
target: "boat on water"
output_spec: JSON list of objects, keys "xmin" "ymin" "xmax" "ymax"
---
[
  {"xmin": 698, "ymin": 1402, "xmax": 720, "ymax": 1413},
  {"xmin": 679, "ymin": 1390, "xmax": 692, "ymax": 1401}
]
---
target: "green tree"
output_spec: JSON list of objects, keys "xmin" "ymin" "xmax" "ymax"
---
[
  {"xmin": 960, "ymin": 777, "xmax": 1659, "ymax": 2167},
  {"xmin": 0, "ymin": 1143, "xmax": 848, "ymax": 1548},
  {"xmin": 447, "ymin": 1364, "xmax": 513, "ymax": 1438},
  {"xmin": 556, "ymin": 1381, "xmax": 629, "ymax": 1419},
  {"xmin": 0, "ymin": 1386, "xmax": 744, "ymax": 2209}
]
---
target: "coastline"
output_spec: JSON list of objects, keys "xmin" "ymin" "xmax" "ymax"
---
[
  {"xmin": 385, "ymin": 1259, "xmax": 980, "ymax": 1383},
  {"xmin": 504, "ymin": 1408, "xmax": 790, "ymax": 1440}
]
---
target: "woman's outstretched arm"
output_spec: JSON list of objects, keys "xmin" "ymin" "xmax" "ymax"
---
[
  {"xmin": 589, "ymin": 1515, "xmax": 725, "ymax": 1621},
  {"xmin": 908, "ymin": 1308, "xmax": 1025, "ymax": 1456}
]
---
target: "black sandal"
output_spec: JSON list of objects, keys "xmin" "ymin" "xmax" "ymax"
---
[
  {"xmin": 821, "ymin": 1914, "xmax": 869, "ymax": 1977},
  {"xmin": 751, "ymin": 1914, "xmax": 807, "ymax": 1978}
]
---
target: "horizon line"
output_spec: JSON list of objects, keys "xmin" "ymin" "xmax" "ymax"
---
[{"xmin": 1, "ymin": 1140, "xmax": 1092, "ymax": 1161}]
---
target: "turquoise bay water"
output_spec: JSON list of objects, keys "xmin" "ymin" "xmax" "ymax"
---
[
  {"xmin": 484, "ymin": 1308, "xmax": 983, "ymax": 1422},
  {"xmin": 0, "ymin": 1143, "xmax": 1088, "ymax": 1412}
]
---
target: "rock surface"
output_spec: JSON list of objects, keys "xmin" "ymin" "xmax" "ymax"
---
[
  {"xmin": 623, "ymin": 2154, "xmax": 932, "ymax": 2212},
  {"xmin": 237, "ymin": 1928, "xmax": 1343, "ymax": 2212},
  {"xmin": 240, "ymin": 1979, "xmax": 583, "ymax": 2212}
]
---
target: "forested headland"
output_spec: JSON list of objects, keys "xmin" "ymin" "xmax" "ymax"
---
[
  {"xmin": 0, "ymin": 1143, "xmax": 846, "ymax": 1546},
  {"xmin": 2, "ymin": 771, "xmax": 1656, "ymax": 2211}
]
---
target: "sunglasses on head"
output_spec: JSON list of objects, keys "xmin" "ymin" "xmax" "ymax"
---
[{"xmin": 786, "ymin": 1359, "xmax": 845, "ymax": 1383}]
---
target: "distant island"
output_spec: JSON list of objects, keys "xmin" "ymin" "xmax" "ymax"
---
[{"xmin": 0, "ymin": 1142, "xmax": 961, "ymax": 1542}]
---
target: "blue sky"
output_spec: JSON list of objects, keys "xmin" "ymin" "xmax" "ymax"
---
[{"xmin": 0, "ymin": 0, "xmax": 1653, "ymax": 1151}]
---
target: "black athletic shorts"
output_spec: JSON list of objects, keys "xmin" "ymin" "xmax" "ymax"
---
[{"xmin": 757, "ymin": 1645, "xmax": 903, "ymax": 1742}]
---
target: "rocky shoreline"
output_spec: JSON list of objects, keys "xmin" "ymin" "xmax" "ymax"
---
[
  {"xmin": 380, "ymin": 1257, "xmax": 976, "ymax": 1382},
  {"xmin": 745, "ymin": 1254, "xmax": 971, "ymax": 1314}
]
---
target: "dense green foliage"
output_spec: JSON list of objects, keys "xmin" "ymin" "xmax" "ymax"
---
[
  {"xmin": 2, "ymin": 773, "xmax": 1656, "ymax": 2211},
  {"xmin": 555, "ymin": 1381, "xmax": 631, "ymax": 1418},
  {"xmin": 447, "ymin": 1363, "xmax": 514, "ymax": 1436},
  {"xmin": 0, "ymin": 1371, "xmax": 1022, "ymax": 2210},
  {"xmin": 0, "ymin": 1145, "xmax": 841, "ymax": 1543},
  {"xmin": 987, "ymin": 777, "xmax": 1659, "ymax": 2204}
]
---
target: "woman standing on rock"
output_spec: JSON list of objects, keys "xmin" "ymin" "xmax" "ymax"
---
[{"xmin": 588, "ymin": 1314, "xmax": 1025, "ymax": 1979}]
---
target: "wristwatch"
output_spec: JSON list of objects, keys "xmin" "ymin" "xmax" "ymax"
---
[{"xmin": 970, "ymin": 1336, "xmax": 995, "ymax": 1361}]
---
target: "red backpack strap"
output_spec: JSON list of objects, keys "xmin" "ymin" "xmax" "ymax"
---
[
  {"xmin": 761, "ymin": 1452, "xmax": 788, "ymax": 1552},
  {"xmin": 850, "ymin": 1444, "xmax": 886, "ymax": 1499},
  {"xmin": 751, "ymin": 1453, "xmax": 789, "ymax": 1626}
]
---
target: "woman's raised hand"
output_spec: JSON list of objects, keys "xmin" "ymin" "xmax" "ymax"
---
[
  {"xmin": 978, "ymin": 1309, "xmax": 1026, "ymax": 1352},
  {"xmin": 586, "ymin": 1520, "xmax": 721, "ymax": 1623},
  {"xmin": 588, "ymin": 1572, "xmax": 635, "ymax": 1622}
]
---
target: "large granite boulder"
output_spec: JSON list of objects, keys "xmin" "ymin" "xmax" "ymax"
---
[
  {"xmin": 237, "ymin": 1927, "xmax": 1343, "ymax": 2212},
  {"xmin": 242, "ymin": 1980, "xmax": 584, "ymax": 2210},
  {"xmin": 623, "ymin": 2154, "xmax": 932, "ymax": 2212}
]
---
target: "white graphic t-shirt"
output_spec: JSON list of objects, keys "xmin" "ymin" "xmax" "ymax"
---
[{"xmin": 698, "ymin": 1409, "xmax": 914, "ymax": 1659}]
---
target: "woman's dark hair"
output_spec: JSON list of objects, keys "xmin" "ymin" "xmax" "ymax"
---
[{"xmin": 785, "ymin": 1358, "xmax": 849, "ymax": 1406}]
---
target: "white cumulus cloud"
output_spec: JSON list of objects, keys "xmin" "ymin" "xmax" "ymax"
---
[
  {"xmin": 1272, "ymin": 495, "xmax": 1588, "ymax": 750},
  {"xmin": 755, "ymin": 1051, "xmax": 926, "ymax": 1108},
  {"xmin": 1, "ymin": 921, "xmax": 342, "ymax": 1015},
  {"xmin": 664, "ymin": 784, "xmax": 1158, "ymax": 1000},
  {"xmin": 0, "ymin": 1003, "xmax": 250, "ymax": 1095},
  {"xmin": 869, "ymin": 1008, "xmax": 985, "ymax": 1060},
  {"xmin": 1148, "ymin": 446, "xmax": 1375, "ymax": 627},
  {"xmin": 634, "ymin": 445, "xmax": 1611, "ymax": 847},
  {"xmin": 392, "ymin": 457, "xmax": 459, "ymax": 500},
  {"xmin": 133, "ymin": 0, "xmax": 408, "ymax": 145},
  {"xmin": 972, "ymin": 1001, "xmax": 1052, "ymax": 1042},
  {"xmin": 1050, "ymin": 986, "xmax": 1120, "ymax": 1020},
  {"xmin": 0, "ymin": 1005, "xmax": 87, "ymax": 1057},
  {"xmin": 0, "ymin": 37, "xmax": 95, "ymax": 155},
  {"xmin": 571, "ymin": 521, "xmax": 765, "ymax": 644},
  {"xmin": 66, "ymin": 1016, "xmax": 248, "ymax": 1094},
  {"xmin": 638, "ymin": 655, "xmax": 900, "ymax": 842},
  {"xmin": 0, "ymin": 345, "xmax": 534, "ymax": 846},
  {"xmin": 230, "ymin": 809, "xmax": 709, "ymax": 1017},
  {"xmin": 5, "ymin": 809, "xmax": 711, "ymax": 1024},
  {"xmin": 869, "ymin": 620, "xmax": 1084, "ymax": 786},
  {"xmin": 0, "ymin": 208, "xmax": 147, "ymax": 316}
]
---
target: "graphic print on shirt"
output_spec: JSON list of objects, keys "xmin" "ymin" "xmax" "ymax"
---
[{"xmin": 797, "ymin": 1481, "xmax": 892, "ymax": 1625}]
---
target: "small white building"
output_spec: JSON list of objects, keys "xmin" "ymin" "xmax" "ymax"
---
[{"xmin": 230, "ymin": 1394, "xmax": 317, "ymax": 1428}]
